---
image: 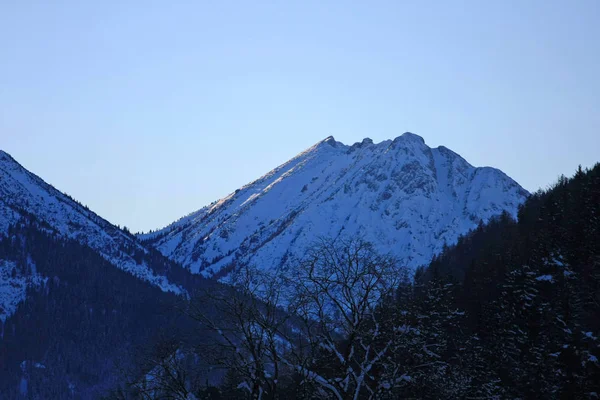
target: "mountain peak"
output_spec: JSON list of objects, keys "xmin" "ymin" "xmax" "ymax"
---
[
  {"xmin": 348, "ymin": 138, "xmax": 375, "ymax": 153},
  {"xmin": 0, "ymin": 149, "xmax": 17, "ymax": 164},
  {"xmin": 143, "ymin": 134, "xmax": 527, "ymax": 279},
  {"xmin": 322, "ymin": 136, "xmax": 339, "ymax": 147},
  {"xmin": 397, "ymin": 132, "xmax": 426, "ymax": 144}
]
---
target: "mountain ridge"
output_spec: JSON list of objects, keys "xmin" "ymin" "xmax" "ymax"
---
[
  {"xmin": 0, "ymin": 149, "xmax": 184, "ymax": 315},
  {"xmin": 140, "ymin": 133, "xmax": 529, "ymax": 278}
]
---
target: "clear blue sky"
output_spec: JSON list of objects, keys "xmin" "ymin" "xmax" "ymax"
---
[{"xmin": 1, "ymin": 1, "xmax": 598, "ymax": 232}]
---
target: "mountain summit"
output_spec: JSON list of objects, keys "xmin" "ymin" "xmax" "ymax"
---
[{"xmin": 140, "ymin": 134, "xmax": 528, "ymax": 277}]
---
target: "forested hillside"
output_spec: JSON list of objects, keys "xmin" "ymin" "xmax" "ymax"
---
[
  {"xmin": 418, "ymin": 163, "xmax": 600, "ymax": 398},
  {"xmin": 0, "ymin": 219, "xmax": 220, "ymax": 399}
]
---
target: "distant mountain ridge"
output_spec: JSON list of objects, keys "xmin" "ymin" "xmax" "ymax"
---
[
  {"xmin": 0, "ymin": 151, "xmax": 216, "ymax": 398},
  {"xmin": 0, "ymin": 150, "xmax": 183, "ymax": 307},
  {"xmin": 140, "ymin": 133, "xmax": 529, "ymax": 278}
]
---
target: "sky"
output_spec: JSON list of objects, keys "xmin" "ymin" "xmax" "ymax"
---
[{"xmin": 1, "ymin": 1, "xmax": 599, "ymax": 233}]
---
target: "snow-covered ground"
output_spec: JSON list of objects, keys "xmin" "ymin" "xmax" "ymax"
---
[
  {"xmin": 0, "ymin": 260, "xmax": 46, "ymax": 323},
  {"xmin": 141, "ymin": 133, "xmax": 528, "ymax": 278}
]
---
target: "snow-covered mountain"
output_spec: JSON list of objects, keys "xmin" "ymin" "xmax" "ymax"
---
[
  {"xmin": 0, "ymin": 150, "xmax": 183, "ymax": 297},
  {"xmin": 141, "ymin": 133, "xmax": 529, "ymax": 278}
]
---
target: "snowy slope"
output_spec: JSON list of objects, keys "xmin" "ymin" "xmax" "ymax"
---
[
  {"xmin": 141, "ymin": 133, "xmax": 528, "ymax": 278},
  {"xmin": 0, "ymin": 259, "xmax": 47, "ymax": 323},
  {"xmin": 0, "ymin": 150, "xmax": 182, "ymax": 294}
]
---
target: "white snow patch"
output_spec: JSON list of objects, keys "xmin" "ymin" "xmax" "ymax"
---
[
  {"xmin": 0, "ymin": 260, "xmax": 46, "ymax": 322},
  {"xmin": 535, "ymin": 274, "xmax": 554, "ymax": 282}
]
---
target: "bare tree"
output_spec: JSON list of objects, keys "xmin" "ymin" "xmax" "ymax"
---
[
  {"xmin": 106, "ymin": 338, "xmax": 199, "ymax": 400},
  {"xmin": 280, "ymin": 237, "xmax": 407, "ymax": 400},
  {"xmin": 132, "ymin": 341, "xmax": 192, "ymax": 400},
  {"xmin": 188, "ymin": 237, "xmax": 412, "ymax": 399},
  {"xmin": 187, "ymin": 266, "xmax": 294, "ymax": 400}
]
